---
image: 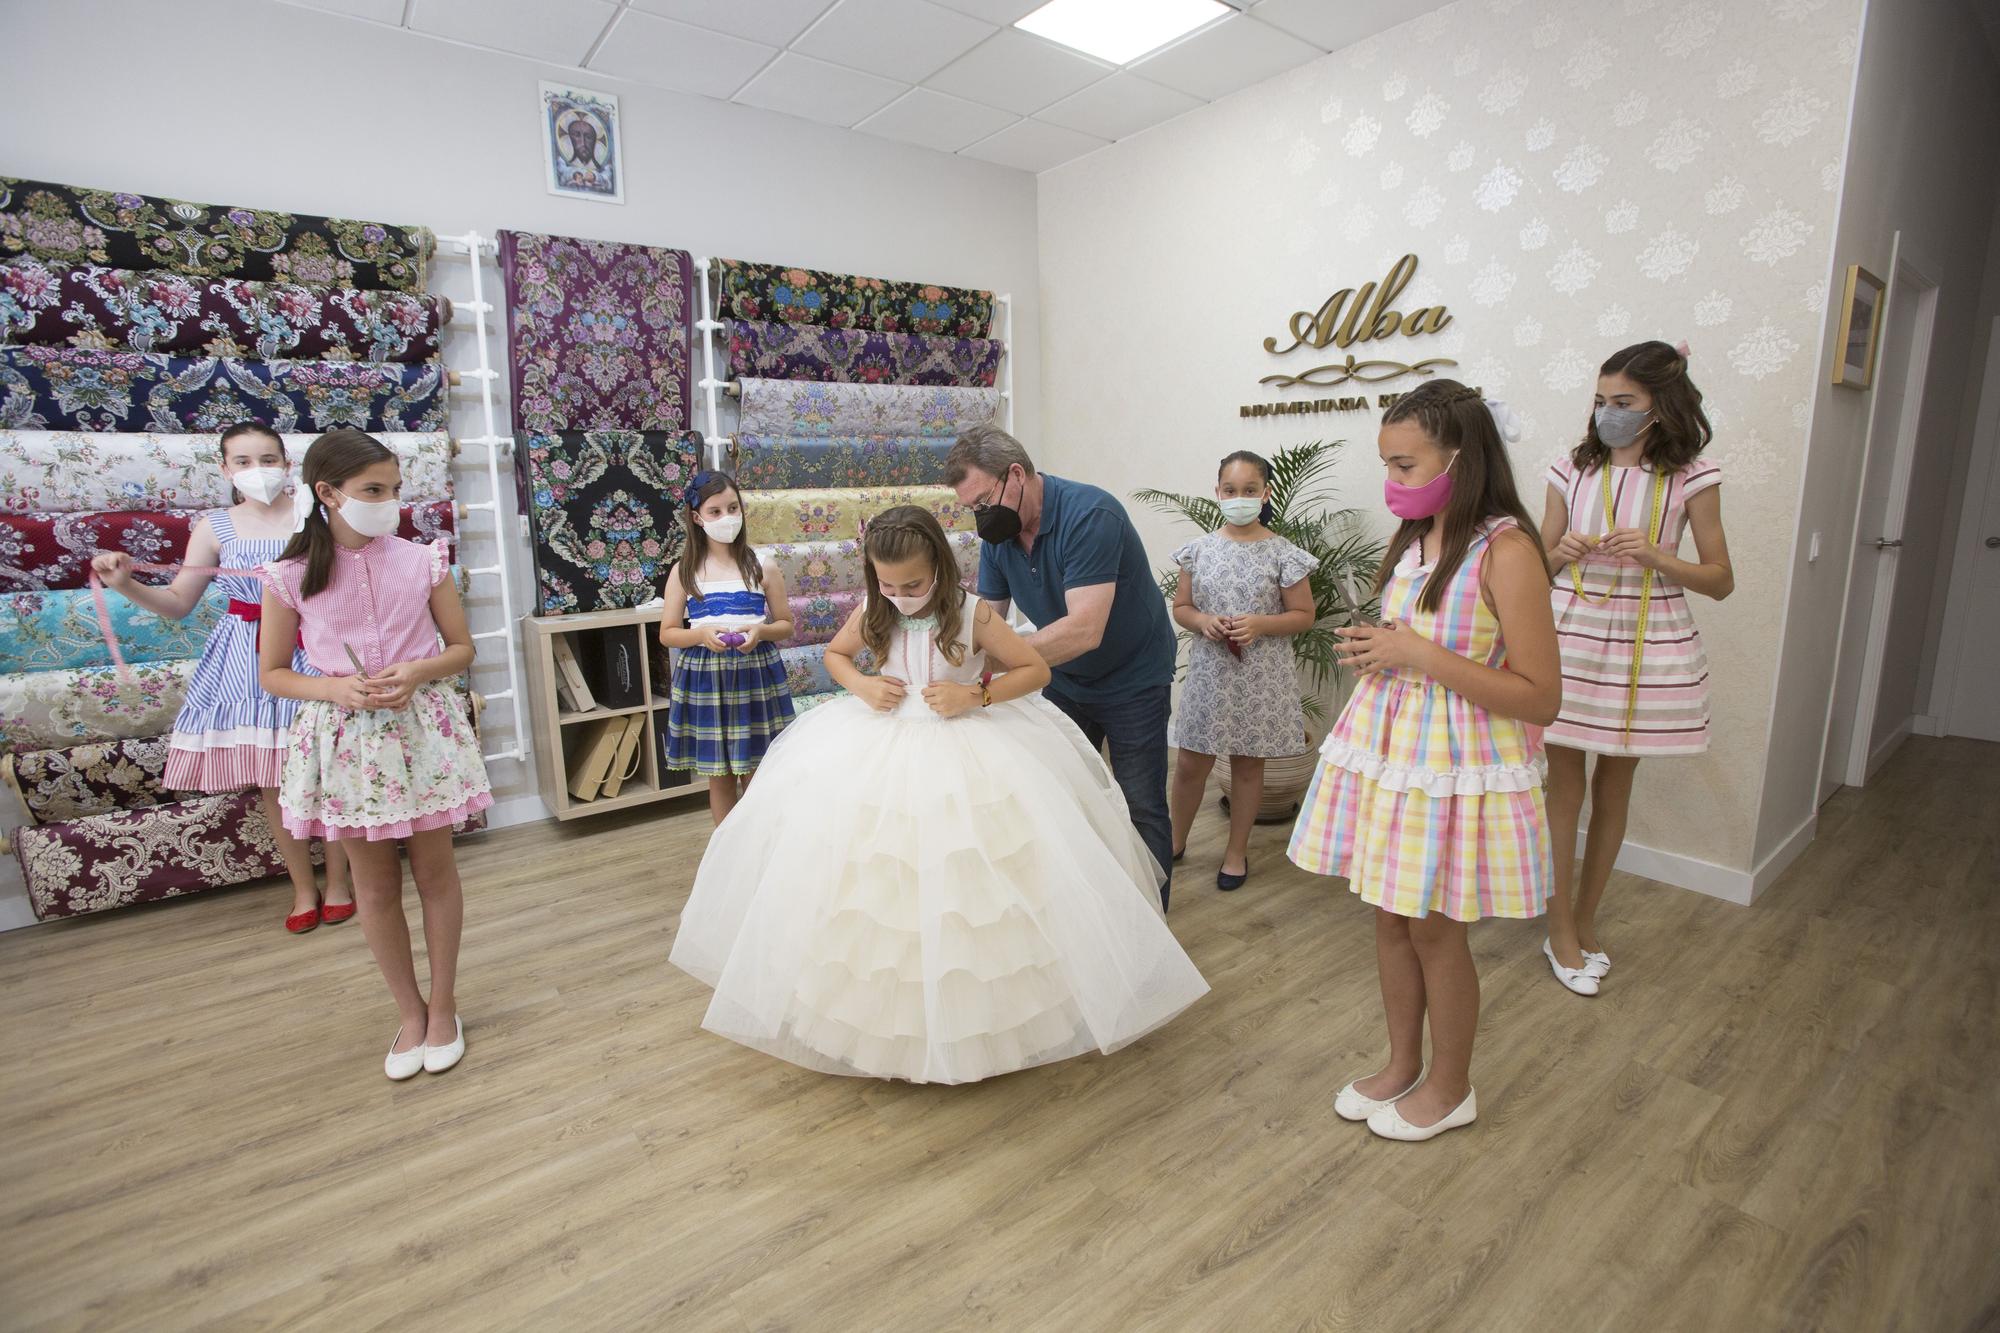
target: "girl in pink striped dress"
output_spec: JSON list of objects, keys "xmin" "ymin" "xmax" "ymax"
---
[
  {"xmin": 1289, "ymin": 381, "xmax": 1561, "ymax": 1142},
  {"xmin": 1540, "ymin": 342, "xmax": 1735, "ymax": 997}
]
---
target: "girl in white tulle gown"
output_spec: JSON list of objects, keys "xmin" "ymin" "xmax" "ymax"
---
[{"xmin": 670, "ymin": 505, "xmax": 1208, "ymax": 1084}]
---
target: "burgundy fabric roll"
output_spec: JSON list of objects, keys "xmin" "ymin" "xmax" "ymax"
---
[{"xmin": 6, "ymin": 735, "xmax": 175, "ymax": 824}]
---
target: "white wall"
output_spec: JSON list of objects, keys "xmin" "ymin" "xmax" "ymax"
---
[
  {"xmin": 1037, "ymin": 0, "xmax": 1863, "ymax": 883},
  {"xmin": 0, "ymin": 0, "xmax": 1039, "ymax": 926},
  {"xmin": 1754, "ymin": 0, "xmax": 2000, "ymax": 863}
]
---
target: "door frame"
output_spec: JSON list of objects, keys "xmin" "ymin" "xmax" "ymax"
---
[
  {"xmin": 1926, "ymin": 315, "xmax": 2000, "ymax": 737},
  {"xmin": 1819, "ymin": 231, "xmax": 1942, "ymax": 797}
]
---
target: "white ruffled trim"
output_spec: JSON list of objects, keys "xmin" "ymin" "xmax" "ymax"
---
[{"xmin": 1317, "ymin": 736, "xmax": 1546, "ymax": 796}]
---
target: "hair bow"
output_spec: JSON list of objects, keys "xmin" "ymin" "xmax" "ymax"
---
[
  {"xmin": 1674, "ymin": 339, "xmax": 1692, "ymax": 358},
  {"xmin": 1482, "ymin": 396, "xmax": 1523, "ymax": 444},
  {"xmin": 290, "ymin": 480, "xmax": 318, "ymax": 534},
  {"xmin": 682, "ymin": 470, "xmax": 714, "ymax": 509}
]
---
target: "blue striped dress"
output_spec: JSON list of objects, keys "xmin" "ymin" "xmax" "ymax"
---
[
  {"xmin": 162, "ymin": 509, "xmax": 315, "ymax": 792},
  {"xmin": 664, "ymin": 576, "xmax": 795, "ymax": 777}
]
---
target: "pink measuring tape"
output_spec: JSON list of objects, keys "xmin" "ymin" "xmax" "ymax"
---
[{"xmin": 87, "ymin": 559, "xmax": 277, "ymax": 678}]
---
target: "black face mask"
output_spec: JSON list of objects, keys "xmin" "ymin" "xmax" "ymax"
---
[{"xmin": 973, "ymin": 467, "xmax": 1023, "ymax": 544}]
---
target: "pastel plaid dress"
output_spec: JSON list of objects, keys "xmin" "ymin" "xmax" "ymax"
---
[{"xmin": 1288, "ymin": 518, "xmax": 1552, "ymax": 921}]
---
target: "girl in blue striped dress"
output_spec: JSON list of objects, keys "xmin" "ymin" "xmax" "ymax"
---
[{"xmin": 659, "ymin": 472, "xmax": 795, "ymax": 824}]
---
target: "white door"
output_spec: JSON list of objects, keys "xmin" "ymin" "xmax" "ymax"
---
[
  {"xmin": 1820, "ymin": 238, "xmax": 1940, "ymax": 799},
  {"xmin": 1932, "ymin": 318, "xmax": 2000, "ymax": 742}
]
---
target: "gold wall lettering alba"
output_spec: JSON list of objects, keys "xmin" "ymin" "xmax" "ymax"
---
[{"xmin": 1263, "ymin": 254, "xmax": 1453, "ymax": 355}]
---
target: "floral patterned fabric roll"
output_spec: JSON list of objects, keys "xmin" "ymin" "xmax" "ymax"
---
[
  {"xmin": 0, "ymin": 500, "xmax": 454, "ymax": 591},
  {"xmin": 732, "ymin": 434, "xmax": 952, "ymax": 489},
  {"xmin": 727, "ymin": 320, "xmax": 1003, "ymax": 388},
  {"xmin": 0, "ymin": 347, "xmax": 447, "ymax": 433},
  {"xmin": 12, "ymin": 789, "xmax": 283, "ymax": 919},
  {"xmin": 779, "ymin": 643, "xmax": 837, "ymax": 699},
  {"xmin": 742, "ymin": 486, "xmax": 968, "ymax": 546},
  {"xmin": 5, "ymin": 735, "xmax": 175, "ymax": 824},
  {"xmin": 0, "ymin": 658, "xmax": 193, "ymax": 755},
  {"xmin": 781, "ymin": 590, "xmax": 863, "ymax": 648},
  {"xmin": 715, "ymin": 259, "xmax": 993, "ymax": 338},
  {"xmin": 0, "ymin": 258, "xmax": 449, "ymax": 362},
  {"xmin": 525, "ymin": 429, "xmax": 698, "ymax": 615},
  {"xmin": 0, "ymin": 177, "xmax": 433, "ymax": 292},
  {"xmin": 757, "ymin": 531, "xmax": 979, "ymax": 599},
  {"xmin": 735, "ymin": 378, "xmax": 1000, "ymax": 439},
  {"xmin": 0, "ymin": 583, "xmax": 224, "ymax": 673},
  {"xmin": 0, "ymin": 431, "xmax": 451, "ymax": 513}
]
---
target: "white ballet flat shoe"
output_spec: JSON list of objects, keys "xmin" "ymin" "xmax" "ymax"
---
[
  {"xmin": 385, "ymin": 1027, "xmax": 427, "ymax": 1081},
  {"xmin": 423, "ymin": 1017, "xmax": 464, "ymax": 1074},
  {"xmin": 1583, "ymin": 949, "xmax": 1611, "ymax": 980},
  {"xmin": 1367, "ymin": 1088, "xmax": 1477, "ymax": 1142},
  {"xmin": 1544, "ymin": 939, "xmax": 1600, "ymax": 997},
  {"xmin": 1334, "ymin": 1071, "xmax": 1424, "ymax": 1122}
]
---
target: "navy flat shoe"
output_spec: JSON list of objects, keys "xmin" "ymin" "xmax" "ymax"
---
[{"xmin": 1217, "ymin": 864, "xmax": 1249, "ymax": 892}]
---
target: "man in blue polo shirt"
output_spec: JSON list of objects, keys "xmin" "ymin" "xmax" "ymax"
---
[{"xmin": 946, "ymin": 424, "xmax": 1178, "ymax": 908}]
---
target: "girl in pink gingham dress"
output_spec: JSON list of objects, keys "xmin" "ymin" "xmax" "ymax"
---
[{"xmin": 259, "ymin": 429, "xmax": 490, "ymax": 1081}]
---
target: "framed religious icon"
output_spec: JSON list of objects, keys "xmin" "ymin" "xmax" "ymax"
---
[
  {"xmin": 540, "ymin": 81, "xmax": 624, "ymax": 205},
  {"xmin": 1832, "ymin": 263, "xmax": 1885, "ymax": 388}
]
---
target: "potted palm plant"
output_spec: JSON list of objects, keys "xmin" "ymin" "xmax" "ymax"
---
[{"xmin": 1134, "ymin": 439, "xmax": 1384, "ymax": 822}]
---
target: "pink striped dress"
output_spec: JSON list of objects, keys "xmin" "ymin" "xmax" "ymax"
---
[
  {"xmin": 1544, "ymin": 455, "xmax": 1720, "ymax": 756},
  {"xmin": 1288, "ymin": 519, "xmax": 1551, "ymax": 921}
]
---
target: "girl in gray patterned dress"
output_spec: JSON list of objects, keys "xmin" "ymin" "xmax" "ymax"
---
[{"xmin": 1168, "ymin": 452, "xmax": 1317, "ymax": 892}]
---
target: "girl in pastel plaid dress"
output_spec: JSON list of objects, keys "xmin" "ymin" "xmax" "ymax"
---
[
  {"xmin": 660, "ymin": 472, "xmax": 795, "ymax": 824},
  {"xmin": 1289, "ymin": 381, "xmax": 1562, "ymax": 1143}
]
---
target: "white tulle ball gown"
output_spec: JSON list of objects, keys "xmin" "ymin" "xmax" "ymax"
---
[{"xmin": 670, "ymin": 603, "xmax": 1209, "ymax": 1084}]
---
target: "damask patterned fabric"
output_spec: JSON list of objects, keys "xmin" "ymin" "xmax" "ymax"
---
[
  {"xmin": 6, "ymin": 735, "xmax": 174, "ymax": 824},
  {"xmin": 0, "ymin": 500, "xmax": 454, "ymax": 590},
  {"xmin": 498, "ymin": 231, "xmax": 691, "ymax": 438},
  {"xmin": 0, "ymin": 348, "xmax": 447, "ymax": 432},
  {"xmin": 727, "ymin": 320, "xmax": 1003, "ymax": 388},
  {"xmin": 779, "ymin": 643, "xmax": 836, "ymax": 699},
  {"xmin": 0, "ymin": 583, "xmax": 223, "ymax": 673},
  {"xmin": 742, "ymin": 486, "xmax": 968, "ymax": 545},
  {"xmin": 525, "ymin": 429, "xmax": 698, "ymax": 615},
  {"xmin": 12, "ymin": 789, "xmax": 283, "ymax": 919},
  {"xmin": 735, "ymin": 378, "xmax": 1000, "ymax": 439},
  {"xmin": 0, "ymin": 258, "xmax": 448, "ymax": 362},
  {"xmin": 781, "ymin": 591, "xmax": 863, "ymax": 648},
  {"xmin": 732, "ymin": 434, "xmax": 952, "ymax": 489},
  {"xmin": 0, "ymin": 659, "xmax": 193, "ymax": 755},
  {"xmin": 715, "ymin": 259, "xmax": 993, "ymax": 338},
  {"xmin": 0, "ymin": 178, "xmax": 433, "ymax": 292},
  {"xmin": 0, "ymin": 431, "xmax": 451, "ymax": 512},
  {"xmin": 758, "ymin": 531, "xmax": 979, "ymax": 599}
]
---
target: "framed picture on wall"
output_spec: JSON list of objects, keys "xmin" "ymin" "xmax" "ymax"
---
[
  {"xmin": 540, "ymin": 81, "xmax": 624, "ymax": 205},
  {"xmin": 1832, "ymin": 263, "xmax": 1885, "ymax": 388}
]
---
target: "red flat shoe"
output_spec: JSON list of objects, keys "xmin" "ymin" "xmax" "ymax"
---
[
  {"xmin": 319, "ymin": 901, "xmax": 356, "ymax": 926},
  {"xmin": 285, "ymin": 909, "xmax": 320, "ymax": 934}
]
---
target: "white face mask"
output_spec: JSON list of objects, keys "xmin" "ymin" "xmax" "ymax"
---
[
  {"xmin": 703, "ymin": 514, "xmax": 743, "ymax": 544},
  {"xmin": 883, "ymin": 581, "xmax": 935, "ymax": 616},
  {"xmin": 232, "ymin": 466, "xmax": 288, "ymax": 505},
  {"xmin": 1218, "ymin": 496, "xmax": 1264, "ymax": 527},
  {"xmin": 330, "ymin": 490, "xmax": 401, "ymax": 539}
]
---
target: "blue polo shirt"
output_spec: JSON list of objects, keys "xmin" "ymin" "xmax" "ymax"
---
[{"xmin": 976, "ymin": 474, "xmax": 1176, "ymax": 704}]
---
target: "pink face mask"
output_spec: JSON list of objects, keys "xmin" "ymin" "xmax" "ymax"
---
[{"xmin": 1384, "ymin": 452, "xmax": 1458, "ymax": 520}]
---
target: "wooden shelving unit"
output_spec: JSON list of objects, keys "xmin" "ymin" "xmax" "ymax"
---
[{"xmin": 521, "ymin": 605, "xmax": 704, "ymax": 820}]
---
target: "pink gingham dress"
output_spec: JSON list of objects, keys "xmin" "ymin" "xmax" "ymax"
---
[
  {"xmin": 264, "ymin": 536, "xmax": 491, "ymax": 841},
  {"xmin": 1288, "ymin": 519, "xmax": 1552, "ymax": 921}
]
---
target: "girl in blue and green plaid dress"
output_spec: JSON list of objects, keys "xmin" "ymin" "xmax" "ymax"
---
[{"xmin": 660, "ymin": 472, "xmax": 796, "ymax": 824}]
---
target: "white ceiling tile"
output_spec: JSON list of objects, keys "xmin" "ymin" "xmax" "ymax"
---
[
  {"xmin": 1130, "ymin": 13, "xmax": 1322, "ymax": 101},
  {"xmin": 278, "ymin": 0, "xmax": 406, "ymax": 23},
  {"xmin": 923, "ymin": 27, "xmax": 1111, "ymax": 116},
  {"xmin": 626, "ymin": 0, "xmax": 836, "ymax": 47},
  {"xmin": 589, "ymin": 11, "xmax": 778, "ymax": 99},
  {"xmin": 1036, "ymin": 71, "xmax": 1203, "ymax": 141},
  {"xmin": 410, "ymin": 0, "xmax": 617, "ymax": 65},
  {"xmin": 1250, "ymin": 0, "xmax": 1442, "ymax": 52},
  {"xmin": 960, "ymin": 118, "xmax": 1107, "ymax": 171},
  {"xmin": 732, "ymin": 51, "xmax": 909, "ymax": 128},
  {"xmin": 855, "ymin": 87, "xmax": 1021, "ymax": 152},
  {"xmin": 925, "ymin": 0, "xmax": 1045, "ymax": 23},
  {"xmin": 793, "ymin": 0, "xmax": 996, "ymax": 82}
]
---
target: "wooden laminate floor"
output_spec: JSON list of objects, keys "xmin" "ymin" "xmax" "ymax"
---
[{"xmin": 2, "ymin": 737, "xmax": 1996, "ymax": 1331}]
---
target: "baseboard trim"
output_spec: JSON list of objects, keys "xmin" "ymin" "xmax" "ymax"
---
[
  {"xmin": 1573, "ymin": 810, "xmax": 1818, "ymax": 907},
  {"xmin": 1911, "ymin": 714, "xmax": 1946, "ymax": 737},
  {"xmin": 1865, "ymin": 717, "xmax": 1914, "ymax": 780}
]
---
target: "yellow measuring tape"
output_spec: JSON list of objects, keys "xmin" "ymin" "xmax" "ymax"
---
[{"xmin": 1569, "ymin": 467, "xmax": 1668, "ymax": 738}]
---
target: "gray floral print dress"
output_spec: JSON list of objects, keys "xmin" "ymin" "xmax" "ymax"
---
[{"xmin": 1171, "ymin": 531, "xmax": 1315, "ymax": 758}]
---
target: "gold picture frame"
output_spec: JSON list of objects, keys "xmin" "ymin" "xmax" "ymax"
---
[{"xmin": 1832, "ymin": 263, "xmax": 1886, "ymax": 389}]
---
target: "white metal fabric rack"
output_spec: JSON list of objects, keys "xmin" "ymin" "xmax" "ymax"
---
[
  {"xmin": 436, "ymin": 230, "xmax": 529, "ymax": 768},
  {"xmin": 996, "ymin": 292, "xmax": 1014, "ymax": 432}
]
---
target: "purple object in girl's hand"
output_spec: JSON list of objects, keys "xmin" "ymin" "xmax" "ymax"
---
[{"xmin": 718, "ymin": 631, "xmax": 746, "ymax": 647}]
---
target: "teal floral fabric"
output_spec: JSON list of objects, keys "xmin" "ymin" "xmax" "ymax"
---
[
  {"xmin": 526, "ymin": 429, "xmax": 699, "ymax": 615},
  {"xmin": 0, "ymin": 583, "xmax": 224, "ymax": 673},
  {"xmin": 733, "ymin": 434, "xmax": 951, "ymax": 489}
]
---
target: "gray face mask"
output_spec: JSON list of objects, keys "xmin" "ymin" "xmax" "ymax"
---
[{"xmin": 1595, "ymin": 404, "xmax": 1651, "ymax": 448}]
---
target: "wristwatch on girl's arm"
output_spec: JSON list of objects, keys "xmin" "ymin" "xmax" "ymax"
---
[{"xmin": 980, "ymin": 671, "xmax": 993, "ymax": 708}]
